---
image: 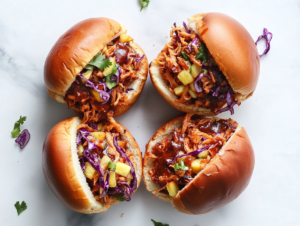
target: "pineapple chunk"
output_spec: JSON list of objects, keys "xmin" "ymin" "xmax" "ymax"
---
[
  {"xmin": 198, "ymin": 150, "xmax": 209, "ymax": 159},
  {"xmin": 177, "ymin": 151, "xmax": 186, "ymax": 163},
  {"xmin": 166, "ymin": 181, "xmax": 179, "ymax": 197},
  {"xmin": 119, "ymin": 34, "xmax": 133, "ymax": 43},
  {"xmin": 116, "ymin": 162, "xmax": 131, "ymax": 177},
  {"xmin": 102, "ymin": 45, "xmax": 107, "ymax": 53},
  {"xmin": 191, "ymin": 64, "xmax": 202, "ymax": 78},
  {"xmin": 97, "ymin": 123, "xmax": 106, "ymax": 131},
  {"xmin": 100, "ymin": 156, "xmax": 111, "ymax": 170},
  {"xmin": 84, "ymin": 162, "xmax": 96, "ymax": 179},
  {"xmin": 188, "ymin": 89, "xmax": 197, "ymax": 98},
  {"xmin": 91, "ymin": 132, "xmax": 106, "ymax": 142},
  {"xmin": 109, "ymin": 171, "xmax": 117, "ymax": 187},
  {"xmin": 174, "ymin": 85, "xmax": 185, "ymax": 96},
  {"xmin": 191, "ymin": 159, "xmax": 206, "ymax": 174},
  {"xmin": 90, "ymin": 89, "xmax": 102, "ymax": 102},
  {"xmin": 81, "ymin": 70, "xmax": 93, "ymax": 83},
  {"xmin": 177, "ymin": 70, "xmax": 194, "ymax": 85},
  {"xmin": 103, "ymin": 57, "xmax": 116, "ymax": 76},
  {"xmin": 190, "ymin": 83, "xmax": 196, "ymax": 92},
  {"xmin": 78, "ymin": 145, "xmax": 84, "ymax": 157}
]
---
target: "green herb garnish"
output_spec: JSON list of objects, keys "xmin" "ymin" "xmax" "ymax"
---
[
  {"xmin": 106, "ymin": 63, "xmax": 119, "ymax": 89},
  {"xmin": 14, "ymin": 201, "xmax": 27, "ymax": 215},
  {"xmin": 140, "ymin": 0, "xmax": 150, "ymax": 11},
  {"xmin": 151, "ymin": 219, "xmax": 169, "ymax": 226},
  {"xmin": 117, "ymin": 194, "xmax": 125, "ymax": 202},
  {"xmin": 174, "ymin": 160, "xmax": 188, "ymax": 171},
  {"xmin": 11, "ymin": 116, "xmax": 26, "ymax": 138},
  {"xmin": 108, "ymin": 161, "xmax": 116, "ymax": 171},
  {"xmin": 196, "ymin": 42, "xmax": 208, "ymax": 63},
  {"xmin": 182, "ymin": 51, "xmax": 190, "ymax": 61},
  {"xmin": 85, "ymin": 53, "xmax": 112, "ymax": 70}
]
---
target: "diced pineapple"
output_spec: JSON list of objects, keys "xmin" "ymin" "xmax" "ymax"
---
[
  {"xmin": 188, "ymin": 89, "xmax": 197, "ymax": 99},
  {"xmin": 177, "ymin": 70, "xmax": 194, "ymax": 85},
  {"xmin": 174, "ymin": 85, "xmax": 185, "ymax": 96},
  {"xmin": 191, "ymin": 159, "xmax": 206, "ymax": 174},
  {"xmin": 100, "ymin": 156, "xmax": 111, "ymax": 170},
  {"xmin": 102, "ymin": 46, "xmax": 107, "ymax": 53},
  {"xmin": 103, "ymin": 57, "xmax": 116, "ymax": 76},
  {"xmin": 81, "ymin": 70, "xmax": 93, "ymax": 83},
  {"xmin": 115, "ymin": 162, "xmax": 131, "ymax": 177},
  {"xmin": 90, "ymin": 89, "xmax": 102, "ymax": 102},
  {"xmin": 190, "ymin": 83, "xmax": 196, "ymax": 92},
  {"xmin": 177, "ymin": 151, "xmax": 186, "ymax": 163},
  {"xmin": 91, "ymin": 132, "xmax": 106, "ymax": 142},
  {"xmin": 78, "ymin": 145, "xmax": 84, "ymax": 157},
  {"xmin": 166, "ymin": 181, "xmax": 179, "ymax": 197},
  {"xmin": 97, "ymin": 123, "xmax": 106, "ymax": 131},
  {"xmin": 191, "ymin": 64, "xmax": 202, "ymax": 78},
  {"xmin": 84, "ymin": 162, "xmax": 96, "ymax": 179},
  {"xmin": 198, "ymin": 150, "xmax": 209, "ymax": 159},
  {"xmin": 109, "ymin": 171, "xmax": 117, "ymax": 187},
  {"xmin": 119, "ymin": 34, "xmax": 133, "ymax": 43}
]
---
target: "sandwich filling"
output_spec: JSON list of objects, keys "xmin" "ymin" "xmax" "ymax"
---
[
  {"xmin": 76, "ymin": 118, "xmax": 137, "ymax": 205},
  {"xmin": 65, "ymin": 34, "xmax": 144, "ymax": 123},
  {"xmin": 147, "ymin": 114, "xmax": 237, "ymax": 197},
  {"xmin": 155, "ymin": 22, "xmax": 240, "ymax": 114}
]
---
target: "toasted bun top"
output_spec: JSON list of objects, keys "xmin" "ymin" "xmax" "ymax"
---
[
  {"xmin": 188, "ymin": 13, "xmax": 260, "ymax": 97},
  {"xmin": 144, "ymin": 115, "xmax": 255, "ymax": 214},
  {"xmin": 43, "ymin": 117, "xmax": 142, "ymax": 214},
  {"xmin": 44, "ymin": 18, "xmax": 122, "ymax": 96}
]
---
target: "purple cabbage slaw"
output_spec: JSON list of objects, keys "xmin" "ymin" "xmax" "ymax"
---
[
  {"xmin": 255, "ymin": 28, "xmax": 273, "ymax": 58},
  {"xmin": 183, "ymin": 22, "xmax": 191, "ymax": 34},
  {"xmin": 110, "ymin": 66, "xmax": 121, "ymax": 84},
  {"xmin": 15, "ymin": 129, "xmax": 30, "ymax": 149},
  {"xmin": 214, "ymin": 88, "xmax": 238, "ymax": 115},
  {"xmin": 173, "ymin": 23, "xmax": 181, "ymax": 42},
  {"xmin": 168, "ymin": 146, "xmax": 210, "ymax": 165},
  {"xmin": 194, "ymin": 73, "xmax": 204, "ymax": 93}
]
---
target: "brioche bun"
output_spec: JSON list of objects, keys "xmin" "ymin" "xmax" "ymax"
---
[
  {"xmin": 150, "ymin": 13, "xmax": 260, "ymax": 115},
  {"xmin": 44, "ymin": 17, "xmax": 148, "ymax": 117},
  {"xmin": 143, "ymin": 115, "xmax": 255, "ymax": 214},
  {"xmin": 43, "ymin": 117, "xmax": 142, "ymax": 214}
]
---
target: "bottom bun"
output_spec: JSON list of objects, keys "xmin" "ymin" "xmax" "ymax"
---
[
  {"xmin": 143, "ymin": 115, "xmax": 254, "ymax": 214},
  {"xmin": 43, "ymin": 117, "xmax": 142, "ymax": 214}
]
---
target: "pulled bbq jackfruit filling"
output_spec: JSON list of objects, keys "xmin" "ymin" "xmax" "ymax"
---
[
  {"xmin": 155, "ymin": 22, "xmax": 240, "ymax": 114},
  {"xmin": 147, "ymin": 114, "xmax": 237, "ymax": 197}
]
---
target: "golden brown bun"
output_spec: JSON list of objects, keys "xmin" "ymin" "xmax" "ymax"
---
[
  {"xmin": 143, "ymin": 115, "xmax": 255, "ymax": 214},
  {"xmin": 43, "ymin": 117, "xmax": 142, "ymax": 214},
  {"xmin": 150, "ymin": 12, "xmax": 260, "ymax": 115},
  {"xmin": 44, "ymin": 18, "xmax": 148, "ymax": 116}
]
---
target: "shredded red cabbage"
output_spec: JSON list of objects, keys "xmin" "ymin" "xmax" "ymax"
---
[
  {"xmin": 194, "ymin": 73, "xmax": 204, "ymax": 93},
  {"xmin": 110, "ymin": 66, "xmax": 121, "ymax": 84},
  {"xmin": 125, "ymin": 88, "xmax": 134, "ymax": 93},
  {"xmin": 215, "ymin": 88, "xmax": 238, "ymax": 115},
  {"xmin": 192, "ymin": 38, "xmax": 199, "ymax": 48},
  {"xmin": 173, "ymin": 23, "xmax": 181, "ymax": 42},
  {"xmin": 136, "ymin": 54, "xmax": 145, "ymax": 68},
  {"xmin": 79, "ymin": 156, "xmax": 86, "ymax": 171},
  {"xmin": 15, "ymin": 129, "xmax": 30, "ymax": 149},
  {"xmin": 107, "ymin": 186, "xmax": 131, "ymax": 201},
  {"xmin": 168, "ymin": 146, "xmax": 210, "ymax": 165},
  {"xmin": 255, "ymin": 28, "xmax": 273, "ymax": 58},
  {"xmin": 183, "ymin": 21, "xmax": 191, "ymax": 34}
]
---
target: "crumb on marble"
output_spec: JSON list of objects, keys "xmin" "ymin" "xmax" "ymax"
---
[{"xmin": 121, "ymin": 213, "xmax": 124, "ymax": 217}]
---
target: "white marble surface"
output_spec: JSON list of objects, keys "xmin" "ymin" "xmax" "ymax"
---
[{"xmin": 1, "ymin": 0, "xmax": 300, "ymax": 225}]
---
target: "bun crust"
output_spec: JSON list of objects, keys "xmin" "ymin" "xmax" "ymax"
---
[
  {"xmin": 150, "ymin": 12, "xmax": 260, "ymax": 115},
  {"xmin": 43, "ymin": 117, "xmax": 142, "ymax": 214},
  {"xmin": 143, "ymin": 116, "xmax": 255, "ymax": 214}
]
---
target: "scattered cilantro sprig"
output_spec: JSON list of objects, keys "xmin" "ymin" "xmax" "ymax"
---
[
  {"xmin": 174, "ymin": 160, "xmax": 188, "ymax": 171},
  {"xmin": 117, "ymin": 194, "xmax": 125, "ymax": 202},
  {"xmin": 108, "ymin": 161, "xmax": 116, "ymax": 171},
  {"xmin": 15, "ymin": 201, "xmax": 27, "ymax": 215},
  {"xmin": 182, "ymin": 51, "xmax": 190, "ymax": 61},
  {"xmin": 196, "ymin": 42, "xmax": 209, "ymax": 63},
  {"xmin": 140, "ymin": 0, "xmax": 150, "ymax": 11},
  {"xmin": 85, "ymin": 53, "xmax": 112, "ymax": 70},
  {"xmin": 151, "ymin": 219, "xmax": 169, "ymax": 226},
  {"xmin": 106, "ymin": 63, "xmax": 119, "ymax": 89},
  {"xmin": 11, "ymin": 116, "xmax": 26, "ymax": 138}
]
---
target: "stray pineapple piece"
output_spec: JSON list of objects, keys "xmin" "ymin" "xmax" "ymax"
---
[
  {"xmin": 116, "ymin": 162, "xmax": 131, "ymax": 177},
  {"xmin": 118, "ymin": 141, "xmax": 126, "ymax": 149},
  {"xmin": 100, "ymin": 156, "xmax": 112, "ymax": 170},
  {"xmin": 190, "ymin": 83, "xmax": 196, "ymax": 92},
  {"xmin": 188, "ymin": 89, "xmax": 197, "ymax": 98},
  {"xmin": 166, "ymin": 181, "xmax": 179, "ymax": 197},
  {"xmin": 177, "ymin": 151, "xmax": 186, "ymax": 163},
  {"xmin": 198, "ymin": 150, "xmax": 209, "ymax": 159},
  {"xmin": 90, "ymin": 89, "xmax": 102, "ymax": 102},
  {"xmin": 91, "ymin": 132, "xmax": 106, "ymax": 142},
  {"xmin": 174, "ymin": 85, "xmax": 185, "ymax": 96},
  {"xmin": 78, "ymin": 145, "xmax": 84, "ymax": 157},
  {"xmin": 103, "ymin": 57, "xmax": 116, "ymax": 76},
  {"xmin": 119, "ymin": 34, "xmax": 133, "ymax": 43},
  {"xmin": 178, "ymin": 70, "xmax": 194, "ymax": 85},
  {"xmin": 102, "ymin": 46, "xmax": 107, "ymax": 53},
  {"xmin": 97, "ymin": 123, "xmax": 106, "ymax": 131},
  {"xmin": 191, "ymin": 64, "xmax": 202, "ymax": 78},
  {"xmin": 84, "ymin": 162, "xmax": 96, "ymax": 179},
  {"xmin": 191, "ymin": 159, "xmax": 206, "ymax": 174},
  {"xmin": 109, "ymin": 171, "xmax": 117, "ymax": 187},
  {"xmin": 81, "ymin": 70, "xmax": 93, "ymax": 83}
]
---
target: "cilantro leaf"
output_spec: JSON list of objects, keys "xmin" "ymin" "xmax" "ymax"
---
[
  {"xmin": 140, "ymin": 0, "xmax": 150, "ymax": 11},
  {"xmin": 84, "ymin": 64, "xmax": 94, "ymax": 70},
  {"xmin": 108, "ymin": 161, "xmax": 116, "ymax": 171},
  {"xmin": 14, "ymin": 201, "xmax": 27, "ymax": 215},
  {"xmin": 151, "ymin": 219, "xmax": 169, "ymax": 226},
  {"xmin": 196, "ymin": 42, "xmax": 208, "ymax": 63},
  {"xmin": 182, "ymin": 51, "xmax": 190, "ymax": 61},
  {"xmin": 117, "ymin": 194, "xmax": 124, "ymax": 202},
  {"xmin": 174, "ymin": 160, "xmax": 188, "ymax": 171},
  {"xmin": 106, "ymin": 63, "xmax": 119, "ymax": 89},
  {"xmin": 11, "ymin": 116, "xmax": 26, "ymax": 138},
  {"xmin": 86, "ymin": 53, "xmax": 112, "ymax": 70}
]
